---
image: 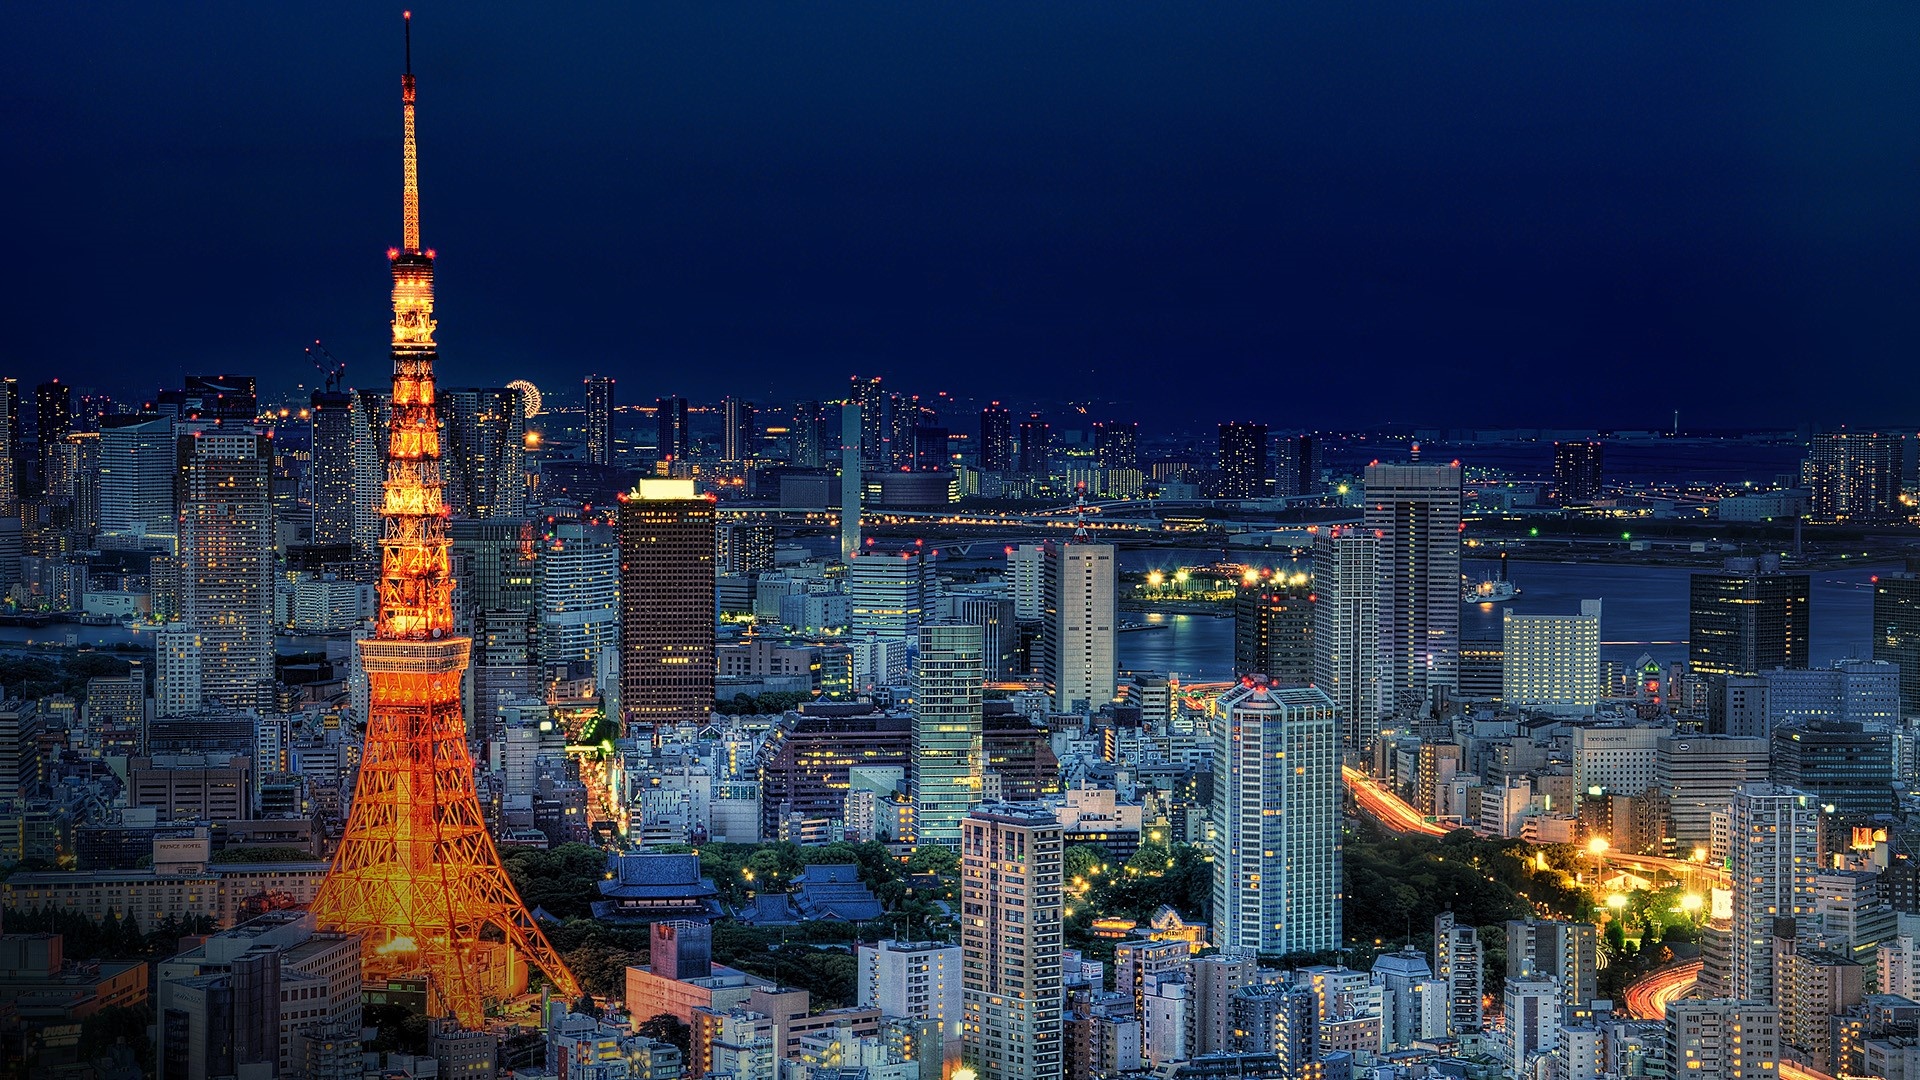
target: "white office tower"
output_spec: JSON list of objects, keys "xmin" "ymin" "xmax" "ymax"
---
[
  {"xmin": 961, "ymin": 803, "xmax": 1064, "ymax": 1080},
  {"xmin": 1007, "ymin": 543, "xmax": 1044, "ymax": 621},
  {"xmin": 911, "ymin": 623, "xmax": 985, "ymax": 850},
  {"xmin": 1312, "ymin": 528, "xmax": 1381, "ymax": 752},
  {"xmin": 539, "ymin": 522, "xmax": 619, "ymax": 669},
  {"xmin": 1729, "ymin": 784, "xmax": 1819, "ymax": 1003},
  {"xmin": 1211, "ymin": 679, "xmax": 1341, "ymax": 956},
  {"xmin": 850, "ymin": 547, "xmax": 928, "ymax": 638},
  {"xmin": 97, "ymin": 414, "xmax": 175, "ymax": 538},
  {"xmin": 1433, "ymin": 911, "xmax": 1484, "ymax": 1035},
  {"xmin": 1503, "ymin": 976, "xmax": 1561, "ymax": 1076},
  {"xmin": 858, "ymin": 939, "xmax": 963, "ymax": 1066},
  {"xmin": 1363, "ymin": 462, "xmax": 1463, "ymax": 713},
  {"xmin": 1041, "ymin": 541, "xmax": 1116, "ymax": 714},
  {"xmin": 1502, "ymin": 600, "xmax": 1603, "ymax": 713},
  {"xmin": 1372, "ymin": 949, "xmax": 1446, "ymax": 1049},
  {"xmin": 1664, "ymin": 1000, "xmax": 1780, "ymax": 1080},
  {"xmin": 179, "ymin": 429, "xmax": 275, "ymax": 713},
  {"xmin": 1880, "ymin": 932, "xmax": 1920, "ymax": 1000},
  {"xmin": 840, "ymin": 402, "xmax": 862, "ymax": 561},
  {"xmin": 154, "ymin": 624, "xmax": 204, "ymax": 718}
]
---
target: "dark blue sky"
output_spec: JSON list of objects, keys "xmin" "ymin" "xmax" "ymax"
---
[{"xmin": 6, "ymin": 3, "xmax": 1917, "ymax": 428}]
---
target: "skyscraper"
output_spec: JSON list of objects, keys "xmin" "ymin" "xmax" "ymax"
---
[
  {"xmin": 1232, "ymin": 578, "xmax": 1313, "ymax": 683},
  {"xmin": 1690, "ymin": 558, "xmax": 1811, "ymax": 677},
  {"xmin": 840, "ymin": 403, "xmax": 862, "ymax": 561},
  {"xmin": 852, "ymin": 375, "xmax": 887, "ymax": 471},
  {"xmin": 1804, "ymin": 431, "xmax": 1904, "ymax": 524},
  {"xmin": 1093, "ymin": 421, "xmax": 1140, "ymax": 471},
  {"xmin": 910, "ymin": 623, "xmax": 985, "ymax": 849},
  {"xmin": 1728, "ymin": 784, "xmax": 1818, "ymax": 1003},
  {"xmin": 1312, "ymin": 528, "xmax": 1381, "ymax": 751},
  {"xmin": 1017, "ymin": 417, "xmax": 1050, "ymax": 478},
  {"xmin": 655, "ymin": 395, "xmax": 690, "ymax": 465},
  {"xmin": 440, "ymin": 386, "xmax": 527, "ymax": 518},
  {"xmin": 618, "ymin": 479, "xmax": 716, "ymax": 731},
  {"xmin": 540, "ymin": 521, "xmax": 619, "ymax": 671},
  {"xmin": 351, "ymin": 387, "xmax": 392, "ymax": 580},
  {"xmin": 979, "ymin": 403, "xmax": 1014, "ymax": 473},
  {"xmin": 308, "ymin": 389, "xmax": 356, "ymax": 546},
  {"xmin": 1872, "ymin": 563, "xmax": 1920, "ymax": 715},
  {"xmin": 1364, "ymin": 462, "xmax": 1464, "ymax": 712},
  {"xmin": 1041, "ymin": 541, "xmax": 1116, "ymax": 714},
  {"xmin": 1211, "ymin": 679, "xmax": 1341, "ymax": 956},
  {"xmin": 97, "ymin": 414, "xmax": 175, "ymax": 538},
  {"xmin": 791, "ymin": 400, "xmax": 829, "ymax": 468},
  {"xmin": 1216, "ymin": 421, "xmax": 1268, "ymax": 499},
  {"xmin": 1552, "ymin": 441, "xmax": 1605, "ymax": 503},
  {"xmin": 961, "ymin": 803, "xmax": 1064, "ymax": 1080},
  {"xmin": 178, "ymin": 429, "xmax": 275, "ymax": 712},
  {"xmin": 1275, "ymin": 434, "xmax": 1322, "ymax": 498},
  {"xmin": 850, "ymin": 547, "xmax": 928, "ymax": 639},
  {"xmin": 721, "ymin": 397, "xmax": 756, "ymax": 463},
  {"xmin": 583, "ymin": 374, "xmax": 615, "ymax": 466},
  {"xmin": 34, "ymin": 380, "xmax": 72, "ymax": 491},
  {"xmin": 1501, "ymin": 601, "xmax": 1602, "ymax": 713}
]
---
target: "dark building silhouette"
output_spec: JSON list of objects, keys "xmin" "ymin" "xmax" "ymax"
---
[{"xmin": 1689, "ymin": 557, "xmax": 1810, "ymax": 677}]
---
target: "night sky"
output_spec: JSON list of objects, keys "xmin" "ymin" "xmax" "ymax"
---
[{"xmin": 6, "ymin": 3, "xmax": 1917, "ymax": 428}]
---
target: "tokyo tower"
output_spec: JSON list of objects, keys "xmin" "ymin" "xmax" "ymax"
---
[{"xmin": 311, "ymin": 12, "xmax": 579, "ymax": 1025}]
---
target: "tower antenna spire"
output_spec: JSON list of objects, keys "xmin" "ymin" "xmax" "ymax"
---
[{"xmin": 401, "ymin": 10, "xmax": 420, "ymax": 253}]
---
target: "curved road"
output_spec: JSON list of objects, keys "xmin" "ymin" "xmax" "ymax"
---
[{"xmin": 1622, "ymin": 958, "xmax": 1701, "ymax": 1019}]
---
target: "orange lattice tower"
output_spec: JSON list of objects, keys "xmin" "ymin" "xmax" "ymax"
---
[{"xmin": 311, "ymin": 12, "xmax": 578, "ymax": 1026}]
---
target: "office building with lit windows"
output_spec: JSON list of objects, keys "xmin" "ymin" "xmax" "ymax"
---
[
  {"xmin": 910, "ymin": 623, "xmax": 985, "ymax": 850},
  {"xmin": 1501, "ymin": 601, "xmax": 1602, "ymax": 713},
  {"xmin": 1689, "ymin": 558, "xmax": 1810, "ymax": 676},
  {"xmin": 1872, "ymin": 563, "xmax": 1920, "ymax": 714},
  {"xmin": 1217, "ymin": 422, "xmax": 1268, "ymax": 499},
  {"xmin": 850, "ymin": 547, "xmax": 928, "ymax": 639},
  {"xmin": 1211, "ymin": 679, "xmax": 1340, "ymax": 956},
  {"xmin": 1041, "ymin": 541, "xmax": 1116, "ymax": 714},
  {"xmin": 619, "ymin": 479, "xmax": 716, "ymax": 730},
  {"xmin": 1804, "ymin": 431, "xmax": 1904, "ymax": 524},
  {"xmin": 961, "ymin": 803, "xmax": 1063, "ymax": 1080},
  {"xmin": 583, "ymin": 374, "xmax": 615, "ymax": 466},
  {"xmin": 1728, "ymin": 784, "xmax": 1818, "ymax": 1003},
  {"xmin": 1364, "ymin": 462, "xmax": 1463, "ymax": 712},
  {"xmin": 1312, "ymin": 529, "xmax": 1381, "ymax": 752},
  {"xmin": 178, "ymin": 429, "xmax": 275, "ymax": 713},
  {"xmin": 979, "ymin": 404, "xmax": 1014, "ymax": 473},
  {"xmin": 1552, "ymin": 441, "xmax": 1604, "ymax": 503}
]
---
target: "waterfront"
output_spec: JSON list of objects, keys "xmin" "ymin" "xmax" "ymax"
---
[{"xmin": 1118, "ymin": 548, "xmax": 1888, "ymax": 681}]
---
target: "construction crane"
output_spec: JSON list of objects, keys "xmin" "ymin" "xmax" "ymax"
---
[{"xmin": 305, "ymin": 340, "xmax": 347, "ymax": 393}]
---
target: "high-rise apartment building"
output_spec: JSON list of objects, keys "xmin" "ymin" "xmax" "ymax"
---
[
  {"xmin": 1092, "ymin": 421, "xmax": 1140, "ymax": 471},
  {"xmin": 1501, "ymin": 601, "xmax": 1602, "ymax": 713},
  {"xmin": 1804, "ymin": 431, "xmax": 1904, "ymax": 524},
  {"xmin": 1664, "ymin": 1000, "xmax": 1780, "ymax": 1080},
  {"xmin": 1007, "ymin": 544, "xmax": 1044, "ymax": 622},
  {"xmin": 1217, "ymin": 422, "xmax": 1268, "ymax": 499},
  {"xmin": 961, "ymin": 803, "xmax": 1064, "ymax": 1080},
  {"xmin": 619, "ymin": 479, "xmax": 716, "ymax": 731},
  {"xmin": 583, "ymin": 374, "xmax": 615, "ymax": 466},
  {"xmin": 440, "ymin": 386, "xmax": 527, "ymax": 518},
  {"xmin": 655, "ymin": 396, "xmax": 690, "ymax": 465},
  {"xmin": 1690, "ymin": 558, "xmax": 1810, "ymax": 676},
  {"xmin": 350, "ymin": 388, "xmax": 391, "ymax": 580},
  {"xmin": 721, "ymin": 397, "xmax": 756, "ymax": 463},
  {"xmin": 307, "ymin": 390, "xmax": 355, "ymax": 546},
  {"xmin": 850, "ymin": 547, "xmax": 928, "ymax": 639},
  {"xmin": 979, "ymin": 404, "xmax": 1014, "ymax": 473},
  {"xmin": 840, "ymin": 403, "xmax": 862, "ymax": 561},
  {"xmin": 858, "ymin": 939, "xmax": 963, "ymax": 1063},
  {"xmin": 1017, "ymin": 417, "xmax": 1050, "ymax": 478},
  {"xmin": 1552, "ymin": 441, "xmax": 1604, "ymax": 503},
  {"xmin": 1274, "ymin": 433, "xmax": 1322, "ymax": 498},
  {"xmin": 34, "ymin": 380, "xmax": 72, "ymax": 490},
  {"xmin": 98, "ymin": 414, "xmax": 176, "ymax": 538},
  {"xmin": 0, "ymin": 379, "xmax": 18, "ymax": 499},
  {"xmin": 1432, "ymin": 912, "xmax": 1483, "ymax": 1035},
  {"xmin": 1872, "ymin": 563, "xmax": 1920, "ymax": 715},
  {"xmin": 1211, "ymin": 679, "xmax": 1341, "ymax": 956},
  {"xmin": 911, "ymin": 623, "xmax": 985, "ymax": 849},
  {"xmin": 1365, "ymin": 462, "xmax": 1464, "ymax": 713},
  {"xmin": 1312, "ymin": 529, "xmax": 1381, "ymax": 751},
  {"xmin": 1041, "ymin": 542, "xmax": 1116, "ymax": 714},
  {"xmin": 791, "ymin": 401, "xmax": 831, "ymax": 468},
  {"xmin": 1233, "ymin": 581, "xmax": 1313, "ymax": 683},
  {"xmin": 851, "ymin": 376, "xmax": 888, "ymax": 470},
  {"xmin": 1728, "ymin": 784, "xmax": 1819, "ymax": 1003},
  {"xmin": 1506, "ymin": 919, "xmax": 1598, "ymax": 1009},
  {"xmin": 178, "ymin": 429, "xmax": 275, "ymax": 713},
  {"xmin": 540, "ymin": 522, "xmax": 619, "ymax": 672}
]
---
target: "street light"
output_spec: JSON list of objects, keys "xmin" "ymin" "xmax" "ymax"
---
[{"xmin": 1680, "ymin": 894, "xmax": 1704, "ymax": 913}]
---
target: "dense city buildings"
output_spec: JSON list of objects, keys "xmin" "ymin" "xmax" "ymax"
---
[
  {"xmin": 1211, "ymin": 679, "xmax": 1340, "ymax": 957},
  {"xmin": 910, "ymin": 623, "xmax": 985, "ymax": 849},
  {"xmin": 619, "ymin": 479, "xmax": 718, "ymax": 730},
  {"xmin": 1364, "ymin": 462, "xmax": 1463, "ymax": 713},
  {"xmin": 440, "ymin": 386, "xmax": 528, "ymax": 518}
]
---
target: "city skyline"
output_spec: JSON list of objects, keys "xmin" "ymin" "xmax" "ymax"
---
[{"xmin": 8, "ymin": 5, "xmax": 1920, "ymax": 426}]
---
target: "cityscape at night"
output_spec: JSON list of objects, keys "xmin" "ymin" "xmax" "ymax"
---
[{"xmin": 3, "ymin": 5, "xmax": 1920, "ymax": 1079}]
